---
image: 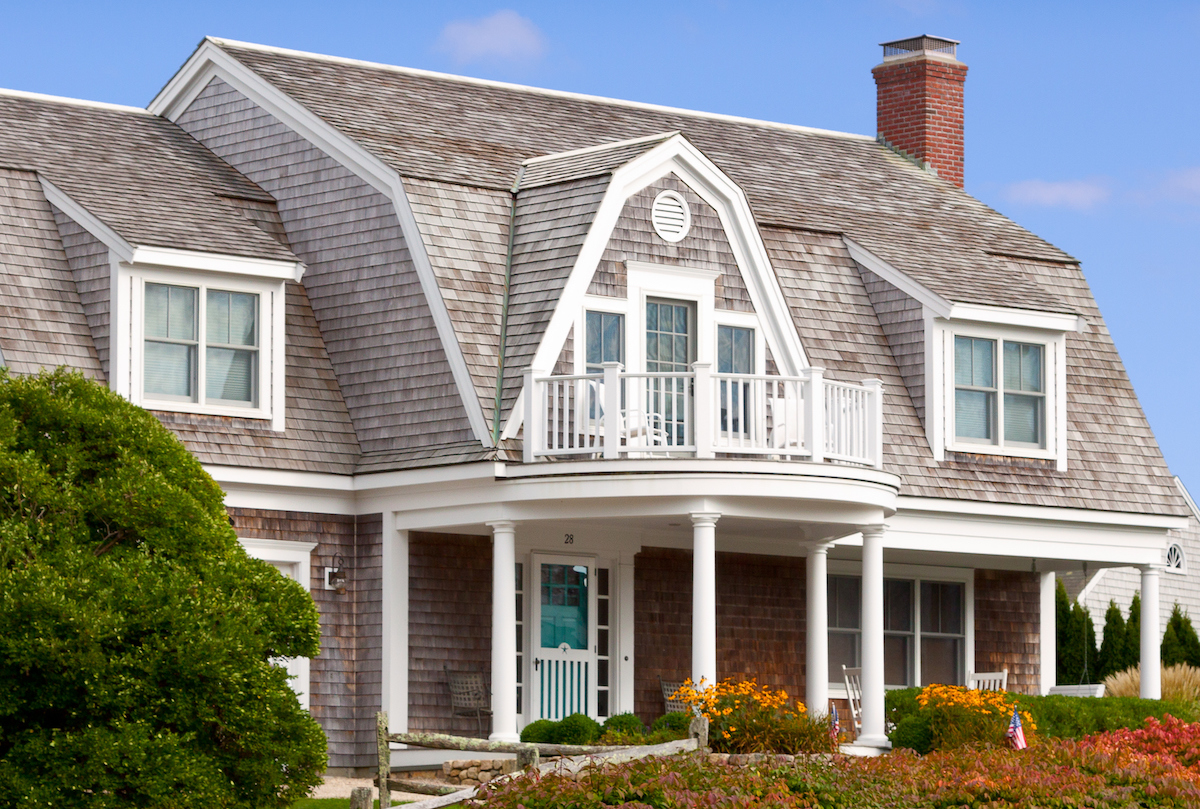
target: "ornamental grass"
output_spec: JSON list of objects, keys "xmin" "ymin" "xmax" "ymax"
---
[
  {"xmin": 670, "ymin": 677, "xmax": 836, "ymax": 755},
  {"xmin": 1104, "ymin": 662, "xmax": 1200, "ymax": 703}
]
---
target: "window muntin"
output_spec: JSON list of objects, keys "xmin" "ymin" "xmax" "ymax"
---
[
  {"xmin": 829, "ymin": 575, "xmax": 964, "ymax": 687},
  {"xmin": 585, "ymin": 310, "xmax": 624, "ymax": 374},
  {"xmin": 1167, "ymin": 543, "xmax": 1186, "ymax": 573},
  {"xmin": 645, "ymin": 300, "xmax": 693, "ymax": 373},
  {"xmin": 143, "ymin": 282, "xmax": 259, "ymax": 408},
  {"xmin": 954, "ymin": 336, "xmax": 1045, "ymax": 448}
]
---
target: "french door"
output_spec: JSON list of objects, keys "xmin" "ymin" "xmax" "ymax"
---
[
  {"xmin": 531, "ymin": 554, "xmax": 598, "ymax": 720},
  {"xmin": 644, "ymin": 299, "xmax": 696, "ymax": 447}
]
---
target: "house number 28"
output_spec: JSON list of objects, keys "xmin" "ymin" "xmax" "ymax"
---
[{"xmin": 564, "ymin": 534, "xmax": 574, "ymax": 544}]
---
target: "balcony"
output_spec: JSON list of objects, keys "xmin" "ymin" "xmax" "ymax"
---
[{"xmin": 523, "ymin": 362, "xmax": 883, "ymax": 468}]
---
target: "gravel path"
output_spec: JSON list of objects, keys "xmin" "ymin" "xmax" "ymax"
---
[{"xmin": 310, "ymin": 775, "xmax": 429, "ymax": 802}]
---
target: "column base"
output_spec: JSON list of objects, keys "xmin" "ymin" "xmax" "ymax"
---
[
  {"xmin": 840, "ymin": 734, "xmax": 892, "ymax": 756},
  {"xmin": 488, "ymin": 731, "xmax": 521, "ymax": 743}
]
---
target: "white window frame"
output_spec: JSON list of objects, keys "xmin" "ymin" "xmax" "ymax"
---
[
  {"xmin": 118, "ymin": 264, "xmax": 286, "ymax": 430},
  {"xmin": 929, "ymin": 318, "xmax": 1067, "ymax": 469},
  {"xmin": 239, "ymin": 537, "xmax": 317, "ymax": 711},
  {"xmin": 827, "ymin": 560, "xmax": 974, "ymax": 696},
  {"xmin": 1166, "ymin": 542, "xmax": 1187, "ymax": 574}
]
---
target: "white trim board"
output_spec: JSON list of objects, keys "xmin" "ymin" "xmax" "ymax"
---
[{"xmin": 150, "ymin": 42, "xmax": 494, "ymax": 448}]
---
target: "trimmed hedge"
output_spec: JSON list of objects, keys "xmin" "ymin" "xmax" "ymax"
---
[{"xmin": 886, "ymin": 687, "xmax": 1200, "ymax": 745}]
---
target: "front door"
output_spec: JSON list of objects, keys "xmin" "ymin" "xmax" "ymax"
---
[
  {"xmin": 645, "ymin": 299, "xmax": 696, "ymax": 447},
  {"xmin": 531, "ymin": 554, "xmax": 597, "ymax": 720}
]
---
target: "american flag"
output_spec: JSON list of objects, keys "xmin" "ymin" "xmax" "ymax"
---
[
  {"xmin": 1006, "ymin": 706, "xmax": 1027, "ymax": 750},
  {"xmin": 830, "ymin": 702, "xmax": 840, "ymax": 740}
]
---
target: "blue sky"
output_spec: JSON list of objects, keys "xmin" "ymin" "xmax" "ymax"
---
[{"xmin": 3, "ymin": 1, "xmax": 1198, "ymax": 491}]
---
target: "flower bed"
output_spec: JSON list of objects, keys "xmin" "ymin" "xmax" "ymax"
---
[{"xmin": 671, "ymin": 678, "xmax": 836, "ymax": 754}]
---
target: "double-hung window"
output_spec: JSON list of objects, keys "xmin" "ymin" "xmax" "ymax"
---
[
  {"xmin": 585, "ymin": 311, "xmax": 624, "ymax": 374},
  {"xmin": 717, "ymin": 325, "xmax": 754, "ymax": 434},
  {"xmin": 144, "ymin": 282, "xmax": 259, "ymax": 407},
  {"xmin": 954, "ymin": 336, "xmax": 1045, "ymax": 448}
]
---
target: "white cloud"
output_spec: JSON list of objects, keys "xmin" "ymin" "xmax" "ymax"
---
[
  {"xmin": 435, "ymin": 10, "xmax": 546, "ymax": 65},
  {"xmin": 1003, "ymin": 178, "xmax": 1112, "ymax": 211},
  {"xmin": 1160, "ymin": 168, "xmax": 1200, "ymax": 204}
]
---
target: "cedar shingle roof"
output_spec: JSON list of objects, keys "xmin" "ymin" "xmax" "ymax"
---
[{"xmin": 0, "ymin": 91, "xmax": 297, "ymax": 262}]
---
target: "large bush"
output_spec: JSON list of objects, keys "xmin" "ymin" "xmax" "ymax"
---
[{"xmin": 0, "ymin": 371, "xmax": 325, "ymax": 807}]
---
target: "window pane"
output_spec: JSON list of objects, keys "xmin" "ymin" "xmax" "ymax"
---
[
  {"xmin": 602, "ymin": 314, "xmax": 622, "ymax": 364},
  {"xmin": 828, "ymin": 575, "xmax": 861, "ymax": 629},
  {"xmin": 921, "ymin": 582, "xmax": 964, "ymax": 635},
  {"xmin": 206, "ymin": 347, "xmax": 255, "ymax": 403},
  {"xmin": 586, "ymin": 311, "xmax": 602, "ymax": 365},
  {"xmin": 1004, "ymin": 342, "xmax": 1043, "ymax": 393},
  {"xmin": 540, "ymin": 563, "xmax": 588, "ymax": 649},
  {"xmin": 645, "ymin": 302, "xmax": 657, "ymax": 332},
  {"xmin": 208, "ymin": 290, "xmax": 230, "ymax": 345},
  {"xmin": 1005, "ymin": 393, "xmax": 1043, "ymax": 445},
  {"xmin": 955, "ymin": 389, "xmax": 994, "ymax": 440},
  {"xmin": 884, "ymin": 579, "xmax": 913, "ymax": 632},
  {"xmin": 658, "ymin": 303, "xmax": 672, "ymax": 333},
  {"xmin": 167, "ymin": 286, "xmax": 196, "ymax": 341},
  {"xmin": 734, "ymin": 328, "xmax": 752, "ymax": 373},
  {"xmin": 145, "ymin": 341, "xmax": 195, "ymax": 399},
  {"xmin": 718, "ymin": 326, "xmax": 732, "ymax": 373},
  {"xmin": 955, "ymin": 337, "xmax": 993, "ymax": 387},
  {"xmin": 884, "ymin": 635, "xmax": 911, "ymax": 686},
  {"xmin": 144, "ymin": 283, "xmax": 170, "ymax": 339},
  {"xmin": 674, "ymin": 305, "xmax": 687, "ymax": 334},
  {"xmin": 230, "ymin": 292, "xmax": 257, "ymax": 346},
  {"xmin": 828, "ymin": 631, "xmax": 859, "ymax": 682},
  {"xmin": 921, "ymin": 637, "xmax": 962, "ymax": 685}
]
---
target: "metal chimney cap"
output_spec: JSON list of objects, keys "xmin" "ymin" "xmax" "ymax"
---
[{"xmin": 880, "ymin": 35, "xmax": 960, "ymax": 61}]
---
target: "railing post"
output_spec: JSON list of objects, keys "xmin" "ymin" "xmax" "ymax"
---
[
  {"xmin": 602, "ymin": 362, "xmax": 622, "ymax": 460},
  {"xmin": 807, "ymin": 368, "xmax": 825, "ymax": 464},
  {"xmin": 692, "ymin": 361, "xmax": 713, "ymax": 458},
  {"xmin": 377, "ymin": 710, "xmax": 391, "ymax": 808},
  {"xmin": 862, "ymin": 378, "xmax": 884, "ymax": 469},
  {"xmin": 523, "ymin": 367, "xmax": 545, "ymax": 464}
]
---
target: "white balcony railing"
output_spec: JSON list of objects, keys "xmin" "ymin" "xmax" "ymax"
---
[{"xmin": 523, "ymin": 362, "xmax": 883, "ymax": 468}]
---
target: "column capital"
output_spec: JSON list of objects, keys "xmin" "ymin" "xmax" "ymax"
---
[
  {"xmin": 805, "ymin": 541, "xmax": 836, "ymax": 557},
  {"xmin": 860, "ymin": 524, "xmax": 887, "ymax": 539},
  {"xmin": 486, "ymin": 520, "xmax": 517, "ymax": 532},
  {"xmin": 1140, "ymin": 563, "xmax": 1165, "ymax": 575},
  {"xmin": 690, "ymin": 512, "xmax": 721, "ymax": 528}
]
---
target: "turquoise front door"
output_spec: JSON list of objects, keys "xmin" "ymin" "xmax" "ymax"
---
[{"xmin": 531, "ymin": 554, "xmax": 597, "ymax": 720}]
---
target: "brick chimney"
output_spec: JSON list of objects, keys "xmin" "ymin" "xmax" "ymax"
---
[{"xmin": 873, "ymin": 36, "xmax": 968, "ymax": 187}]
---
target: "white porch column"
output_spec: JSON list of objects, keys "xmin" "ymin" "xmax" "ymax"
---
[
  {"xmin": 858, "ymin": 525, "xmax": 889, "ymax": 749},
  {"xmin": 488, "ymin": 521, "xmax": 519, "ymax": 741},
  {"xmin": 1039, "ymin": 571, "xmax": 1056, "ymax": 695},
  {"xmin": 1140, "ymin": 564, "xmax": 1162, "ymax": 700},
  {"xmin": 805, "ymin": 542, "xmax": 832, "ymax": 717},
  {"xmin": 691, "ymin": 512, "xmax": 720, "ymax": 687}
]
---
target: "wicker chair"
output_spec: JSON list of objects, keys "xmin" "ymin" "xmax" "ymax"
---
[
  {"xmin": 445, "ymin": 666, "xmax": 492, "ymax": 736},
  {"xmin": 659, "ymin": 676, "xmax": 689, "ymax": 714}
]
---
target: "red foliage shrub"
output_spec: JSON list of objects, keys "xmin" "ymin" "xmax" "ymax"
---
[{"xmin": 1079, "ymin": 714, "xmax": 1200, "ymax": 770}]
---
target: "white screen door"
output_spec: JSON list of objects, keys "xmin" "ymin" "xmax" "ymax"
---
[{"xmin": 531, "ymin": 554, "xmax": 598, "ymax": 720}]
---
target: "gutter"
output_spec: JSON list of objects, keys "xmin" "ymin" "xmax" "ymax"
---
[{"xmin": 491, "ymin": 166, "xmax": 525, "ymax": 445}]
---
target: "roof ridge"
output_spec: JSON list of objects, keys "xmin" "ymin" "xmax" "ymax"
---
[
  {"xmin": 522, "ymin": 131, "xmax": 679, "ymax": 166},
  {"xmin": 0, "ymin": 86, "xmax": 152, "ymax": 115},
  {"xmin": 209, "ymin": 37, "xmax": 876, "ymax": 143}
]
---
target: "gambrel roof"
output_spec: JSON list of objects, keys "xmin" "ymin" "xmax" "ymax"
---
[{"xmin": 0, "ymin": 38, "xmax": 1181, "ymax": 516}]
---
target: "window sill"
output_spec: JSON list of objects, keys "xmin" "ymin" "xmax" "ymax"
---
[
  {"xmin": 945, "ymin": 442, "xmax": 1056, "ymax": 464},
  {"xmin": 138, "ymin": 397, "xmax": 273, "ymax": 425}
]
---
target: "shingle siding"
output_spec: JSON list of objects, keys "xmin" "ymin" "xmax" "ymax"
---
[
  {"xmin": 859, "ymin": 268, "xmax": 925, "ymax": 424},
  {"xmin": 974, "ymin": 569, "xmax": 1041, "ymax": 695},
  {"xmin": 0, "ymin": 169, "xmax": 103, "ymax": 379},
  {"xmin": 227, "ymin": 508, "xmax": 383, "ymax": 771},
  {"xmin": 50, "ymin": 206, "xmax": 110, "ymax": 380},
  {"xmin": 174, "ymin": 76, "xmax": 475, "ymax": 454}
]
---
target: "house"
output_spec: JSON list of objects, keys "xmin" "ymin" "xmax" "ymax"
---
[{"xmin": 0, "ymin": 33, "xmax": 1187, "ymax": 773}]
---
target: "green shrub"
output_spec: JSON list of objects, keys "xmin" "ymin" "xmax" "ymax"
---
[
  {"xmin": 890, "ymin": 714, "xmax": 933, "ymax": 754},
  {"xmin": 602, "ymin": 712, "xmax": 646, "ymax": 735},
  {"xmin": 1012, "ymin": 693, "xmax": 1200, "ymax": 739},
  {"xmin": 1162, "ymin": 604, "xmax": 1200, "ymax": 667},
  {"xmin": 652, "ymin": 711, "xmax": 693, "ymax": 735},
  {"xmin": 550, "ymin": 713, "xmax": 602, "ymax": 745},
  {"xmin": 519, "ymin": 719, "xmax": 556, "ymax": 743},
  {"xmin": 0, "ymin": 371, "xmax": 325, "ymax": 808}
]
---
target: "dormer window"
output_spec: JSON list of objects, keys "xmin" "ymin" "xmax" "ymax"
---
[
  {"xmin": 953, "ymin": 337, "xmax": 1045, "ymax": 449},
  {"xmin": 144, "ymin": 283, "xmax": 259, "ymax": 407}
]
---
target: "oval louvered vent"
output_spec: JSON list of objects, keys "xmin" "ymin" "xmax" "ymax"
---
[{"xmin": 651, "ymin": 190, "xmax": 691, "ymax": 243}]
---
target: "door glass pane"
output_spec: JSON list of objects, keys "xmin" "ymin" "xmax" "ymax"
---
[
  {"xmin": 645, "ymin": 300, "xmax": 693, "ymax": 373},
  {"xmin": 921, "ymin": 637, "xmax": 962, "ymax": 685},
  {"xmin": 540, "ymin": 563, "xmax": 588, "ymax": 649}
]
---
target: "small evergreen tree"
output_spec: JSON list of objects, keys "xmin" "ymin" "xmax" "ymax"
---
[
  {"xmin": 1097, "ymin": 600, "xmax": 1127, "ymax": 680},
  {"xmin": 1162, "ymin": 604, "xmax": 1200, "ymax": 667},
  {"xmin": 1123, "ymin": 592, "xmax": 1142, "ymax": 674},
  {"xmin": 1056, "ymin": 579, "xmax": 1100, "ymax": 684}
]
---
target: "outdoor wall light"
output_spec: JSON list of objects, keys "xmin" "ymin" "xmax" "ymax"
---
[{"xmin": 324, "ymin": 554, "xmax": 348, "ymax": 595}]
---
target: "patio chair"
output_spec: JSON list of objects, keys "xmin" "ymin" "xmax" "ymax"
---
[
  {"xmin": 659, "ymin": 676, "xmax": 689, "ymax": 714},
  {"xmin": 589, "ymin": 380, "xmax": 672, "ymax": 450},
  {"xmin": 841, "ymin": 665, "xmax": 863, "ymax": 737},
  {"xmin": 445, "ymin": 665, "xmax": 491, "ymax": 736},
  {"xmin": 966, "ymin": 668, "xmax": 1008, "ymax": 692}
]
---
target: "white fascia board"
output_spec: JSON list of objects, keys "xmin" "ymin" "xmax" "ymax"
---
[
  {"xmin": 843, "ymin": 237, "xmax": 951, "ymax": 318},
  {"xmin": 522, "ymin": 131, "xmax": 679, "ymax": 166},
  {"xmin": 946, "ymin": 303, "xmax": 1084, "ymax": 333},
  {"xmin": 1175, "ymin": 476, "xmax": 1200, "ymax": 522},
  {"xmin": 39, "ymin": 177, "xmax": 134, "ymax": 261},
  {"xmin": 152, "ymin": 41, "xmax": 494, "ymax": 448},
  {"xmin": 896, "ymin": 495, "xmax": 1190, "ymax": 531},
  {"xmin": 205, "ymin": 461, "xmax": 503, "ymax": 495},
  {"xmin": 506, "ymin": 134, "xmax": 809, "ymax": 436},
  {"xmin": 129, "ymin": 246, "xmax": 304, "ymax": 281}
]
